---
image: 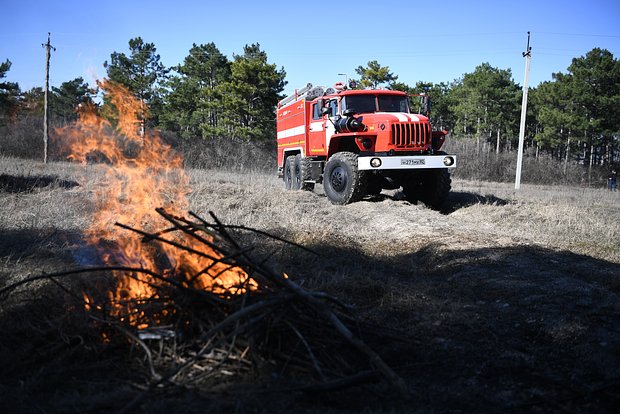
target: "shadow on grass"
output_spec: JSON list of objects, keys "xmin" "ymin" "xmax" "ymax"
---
[
  {"xmin": 440, "ymin": 191, "xmax": 509, "ymax": 214},
  {"xmin": 1, "ymin": 226, "xmax": 619, "ymax": 414},
  {"xmin": 0, "ymin": 228, "xmax": 84, "ymax": 260},
  {"xmin": 358, "ymin": 190, "xmax": 509, "ymax": 215},
  {"xmin": 0, "ymin": 173, "xmax": 80, "ymax": 193},
  {"xmin": 275, "ymin": 240, "xmax": 620, "ymax": 414}
]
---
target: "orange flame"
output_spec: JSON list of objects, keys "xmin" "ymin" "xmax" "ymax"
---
[{"xmin": 56, "ymin": 80, "xmax": 255, "ymax": 327}]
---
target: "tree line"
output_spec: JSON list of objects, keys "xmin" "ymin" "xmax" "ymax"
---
[
  {"xmin": 0, "ymin": 38, "xmax": 286, "ymax": 145},
  {"xmin": 1, "ymin": 38, "xmax": 618, "ymax": 171},
  {"xmin": 355, "ymin": 49, "xmax": 619, "ymax": 169}
]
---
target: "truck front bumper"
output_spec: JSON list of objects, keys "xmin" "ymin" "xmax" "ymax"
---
[{"xmin": 358, "ymin": 154, "xmax": 456, "ymax": 171}]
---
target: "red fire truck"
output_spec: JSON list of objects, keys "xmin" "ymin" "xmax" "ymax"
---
[{"xmin": 276, "ymin": 82, "xmax": 456, "ymax": 208}]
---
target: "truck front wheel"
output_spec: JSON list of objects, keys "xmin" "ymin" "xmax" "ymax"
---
[{"xmin": 323, "ymin": 152, "xmax": 367, "ymax": 205}]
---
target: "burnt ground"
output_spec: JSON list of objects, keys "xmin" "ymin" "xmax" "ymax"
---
[{"xmin": 0, "ymin": 178, "xmax": 619, "ymax": 413}]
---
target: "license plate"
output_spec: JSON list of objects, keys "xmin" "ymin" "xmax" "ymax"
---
[{"xmin": 401, "ymin": 158, "xmax": 425, "ymax": 166}]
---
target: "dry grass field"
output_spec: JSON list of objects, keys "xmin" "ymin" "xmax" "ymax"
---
[{"xmin": 1, "ymin": 155, "xmax": 619, "ymax": 413}]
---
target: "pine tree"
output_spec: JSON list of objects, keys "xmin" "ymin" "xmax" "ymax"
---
[
  {"xmin": 450, "ymin": 63, "xmax": 520, "ymax": 146},
  {"xmin": 533, "ymin": 48, "xmax": 620, "ymax": 165},
  {"xmin": 104, "ymin": 37, "xmax": 168, "ymax": 130},
  {"xmin": 355, "ymin": 60, "xmax": 398, "ymax": 89},
  {"xmin": 0, "ymin": 60, "xmax": 21, "ymax": 124},
  {"xmin": 51, "ymin": 77, "xmax": 92, "ymax": 122},
  {"xmin": 219, "ymin": 43, "xmax": 286, "ymax": 141},
  {"xmin": 160, "ymin": 43, "xmax": 231, "ymax": 139}
]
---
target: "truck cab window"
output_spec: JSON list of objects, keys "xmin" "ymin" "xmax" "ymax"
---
[
  {"xmin": 342, "ymin": 95, "xmax": 376, "ymax": 114},
  {"xmin": 312, "ymin": 103, "xmax": 321, "ymax": 120},
  {"xmin": 328, "ymin": 99, "xmax": 338, "ymax": 117},
  {"xmin": 377, "ymin": 95, "xmax": 409, "ymax": 113}
]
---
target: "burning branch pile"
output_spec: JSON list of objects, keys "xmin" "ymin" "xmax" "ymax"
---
[
  {"xmin": 82, "ymin": 209, "xmax": 406, "ymax": 397},
  {"xmin": 0, "ymin": 208, "xmax": 408, "ymax": 403}
]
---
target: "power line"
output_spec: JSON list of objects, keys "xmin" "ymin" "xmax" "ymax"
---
[{"xmin": 536, "ymin": 31, "xmax": 620, "ymax": 38}]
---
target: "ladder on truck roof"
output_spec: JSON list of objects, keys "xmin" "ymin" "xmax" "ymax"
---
[{"xmin": 278, "ymin": 83, "xmax": 326, "ymax": 107}]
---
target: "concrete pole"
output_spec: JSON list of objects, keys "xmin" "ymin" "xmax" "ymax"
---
[
  {"xmin": 42, "ymin": 32, "xmax": 55, "ymax": 164},
  {"xmin": 515, "ymin": 32, "xmax": 532, "ymax": 190}
]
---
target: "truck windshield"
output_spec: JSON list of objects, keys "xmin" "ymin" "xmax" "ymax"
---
[
  {"xmin": 377, "ymin": 95, "xmax": 409, "ymax": 113},
  {"xmin": 341, "ymin": 95, "xmax": 376, "ymax": 114},
  {"xmin": 341, "ymin": 94, "xmax": 409, "ymax": 114}
]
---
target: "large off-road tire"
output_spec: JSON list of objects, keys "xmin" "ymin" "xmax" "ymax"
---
[
  {"xmin": 292, "ymin": 154, "xmax": 315, "ymax": 191},
  {"xmin": 298, "ymin": 155, "xmax": 315, "ymax": 191},
  {"xmin": 290, "ymin": 155, "xmax": 301, "ymax": 190},
  {"xmin": 284, "ymin": 155, "xmax": 295, "ymax": 190},
  {"xmin": 323, "ymin": 152, "xmax": 367, "ymax": 205},
  {"xmin": 402, "ymin": 169, "xmax": 451, "ymax": 210}
]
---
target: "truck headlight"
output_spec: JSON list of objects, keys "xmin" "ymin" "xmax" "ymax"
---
[
  {"xmin": 370, "ymin": 158, "xmax": 382, "ymax": 168},
  {"xmin": 443, "ymin": 156, "xmax": 455, "ymax": 166}
]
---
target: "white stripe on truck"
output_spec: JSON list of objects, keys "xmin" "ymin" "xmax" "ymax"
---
[{"xmin": 277, "ymin": 125, "xmax": 305, "ymax": 140}]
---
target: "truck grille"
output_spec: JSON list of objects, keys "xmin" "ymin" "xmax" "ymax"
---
[{"xmin": 391, "ymin": 122, "xmax": 430, "ymax": 147}]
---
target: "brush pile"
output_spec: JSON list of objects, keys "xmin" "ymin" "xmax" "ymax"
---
[{"xmin": 0, "ymin": 209, "xmax": 407, "ymax": 411}]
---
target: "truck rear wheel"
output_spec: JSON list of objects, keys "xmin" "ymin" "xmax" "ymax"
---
[
  {"xmin": 402, "ymin": 169, "xmax": 451, "ymax": 210},
  {"xmin": 284, "ymin": 155, "xmax": 295, "ymax": 190},
  {"xmin": 323, "ymin": 152, "xmax": 367, "ymax": 205},
  {"xmin": 291, "ymin": 155, "xmax": 302, "ymax": 190},
  {"xmin": 298, "ymin": 155, "xmax": 315, "ymax": 191}
]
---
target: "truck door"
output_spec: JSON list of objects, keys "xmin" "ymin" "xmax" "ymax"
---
[
  {"xmin": 308, "ymin": 101, "xmax": 328, "ymax": 156},
  {"xmin": 324, "ymin": 98, "xmax": 338, "ymax": 154}
]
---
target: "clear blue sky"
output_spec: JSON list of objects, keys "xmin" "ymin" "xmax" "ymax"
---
[{"xmin": 2, "ymin": 0, "xmax": 619, "ymax": 98}]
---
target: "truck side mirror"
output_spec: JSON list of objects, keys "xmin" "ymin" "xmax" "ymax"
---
[{"xmin": 321, "ymin": 107, "xmax": 330, "ymax": 116}]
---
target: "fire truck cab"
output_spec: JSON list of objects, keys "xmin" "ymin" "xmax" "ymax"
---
[{"xmin": 276, "ymin": 82, "xmax": 456, "ymax": 208}]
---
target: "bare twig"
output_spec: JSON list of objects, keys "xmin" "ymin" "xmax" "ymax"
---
[
  {"xmin": 189, "ymin": 210, "xmax": 319, "ymax": 256},
  {"xmin": 285, "ymin": 320, "xmax": 325, "ymax": 381},
  {"xmin": 90, "ymin": 314, "xmax": 161, "ymax": 381}
]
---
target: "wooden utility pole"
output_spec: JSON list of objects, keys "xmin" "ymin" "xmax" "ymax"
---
[
  {"xmin": 42, "ymin": 32, "xmax": 55, "ymax": 164},
  {"xmin": 515, "ymin": 32, "xmax": 532, "ymax": 190}
]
